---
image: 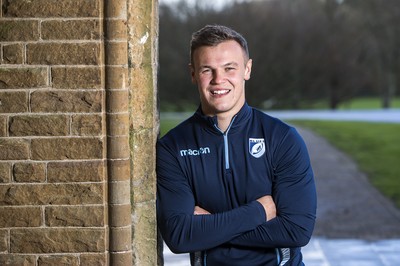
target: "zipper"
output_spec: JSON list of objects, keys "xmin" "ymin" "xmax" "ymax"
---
[{"xmin": 213, "ymin": 116, "xmax": 237, "ymax": 170}]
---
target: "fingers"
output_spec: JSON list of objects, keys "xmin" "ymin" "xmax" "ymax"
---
[{"xmin": 194, "ymin": 206, "xmax": 211, "ymax": 215}]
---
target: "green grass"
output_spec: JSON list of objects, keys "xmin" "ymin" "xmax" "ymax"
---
[
  {"xmin": 289, "ymin": 120, "xmax": 400, "ymax": 208},
  {"xmin": 338, "ymin": 97, "xmax": 400, "ymax": 109}
]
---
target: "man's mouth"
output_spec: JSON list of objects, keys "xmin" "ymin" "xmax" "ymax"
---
[{"xmin": 211, "ymin": 89, "xmax": 230, "ymax": 95}]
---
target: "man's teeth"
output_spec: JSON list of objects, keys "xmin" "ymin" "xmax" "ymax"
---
[{"xmin": 212, "ymin": 90, "xmax": 229, "ymax": 95}]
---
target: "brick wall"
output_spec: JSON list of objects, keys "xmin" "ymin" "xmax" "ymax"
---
[{"xmin": 0, "ymin": 0, "xmax": 159, "ymax": 265}]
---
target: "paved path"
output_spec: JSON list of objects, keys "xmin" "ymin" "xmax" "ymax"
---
[{"xmin": 163, "ymin": 125, "xmax": 400, "ymax": 265}]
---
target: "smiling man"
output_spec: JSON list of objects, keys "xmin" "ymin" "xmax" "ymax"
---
[{"xmin": 157, "ymin": 25, "xmax": 317, "ymax": 266}]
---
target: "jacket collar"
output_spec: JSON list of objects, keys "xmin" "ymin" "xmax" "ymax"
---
[{"xmin": 194, "ymin": 102, "xmax": 252, "ymax": 134}]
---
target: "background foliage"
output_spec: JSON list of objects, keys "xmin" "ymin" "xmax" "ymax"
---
[{"xmin": 159, "ymin": 0, "xmax": 400, "ymax": 111}]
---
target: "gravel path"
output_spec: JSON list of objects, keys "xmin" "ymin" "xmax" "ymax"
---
[{"xmin": 297, "ymin": 127, "xmax": 400, "ymax": 240}]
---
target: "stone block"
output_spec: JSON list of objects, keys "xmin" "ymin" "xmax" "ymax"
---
[
  {"xmin": 107, "ymin": 136, "xmax": 130, "ymax": 159},
  {"xmin": 2, "ymin": 0, "xmax": 100, "ymax": 18},
  {"xmin": 30, "ymin": 90, "xmax": 102, "ymax": 113},
  {"xmin": 2, "ymin": 44, "xmax": 24, "ymax": 64},
  {"xmin": 13, "ymin": 163, "xmax": 46, "ymax": 182},
  {"xmin": 0, "ymin": 116, "xmax": 6, "ymax": 137},
  {"xmin": 0, "ymin": 255, "xmax": 36, "ymax": 266},
  {"xmin": 110, "ymin": 252, "xmax": 132, "ymax": 266},
  {"xmin": 71, "ymin": 114, "xmax": 103, "ymax": 136},
  {"xmin": 80, "ymin": 253, "xmax": 108, "ymax": 266},
  {"xmin": 109, "ymin": 204, "xmax": 131, "ymax": 227},
  {"xmin": 0, "ymin": 139, "xmax": 30, "ymax": 160},
  {"xmin": 0, "ymin": 163, "xmax": 10, "ymax": 183},
  {"xmin": 47, "ymin": 161, "xmax": 104, "ymax": 182},
  {"xmin": 10, "ymin": 228, "xmax": 105, "ymax": 253},
  {"xmin": 105, "ymin": 42, "xmax": 128, "ymax": 65},
  {"xmin": 9, "ymin": 115, "xmax": 69, "ymax": 136},
  {"xmin": 0, "ymin": 68, "xmax": 48, "ymax": 89},
  {"xmin": 110, "ymin": 227, "xmax": 131, "ymax": 251},
  {"xmin": 107, "ymin": 113, "xmax": 129, "ymax": 136},
  {"xmin": 0, "ymin": 20, "xmax": 39, "ymax": 41},
  {"xmin": 0, "ymin": 207, "xmax": 42, "ymax": 227},
  {"xmin": 108, "ymin": 159, "xmax": 130, "ymax": 182},
  {"xmin": 31, "ymin": 138, "xmax": 103, "ymax": 160},
  {"xmin": 105, "ymin": 19, "xmax": 127, "ymax": 40},
  {"xmin": 106, "ymin": 90, "xmax": 129, "ymax": 113},
  {"xmin": 45, "ymin": 206, "xmax": 104, "ymax": 227},
  {"xmin": 105, "ymin": 0, "xmax": 127, "ymax": 18},
  {"xmin": 0, "ymin": 183, "xmax": 104, "ymax": 206},
  {"xmin": 42, "ymin": 20, "xmax": 101, "ymax": 40},
  {"xmin": 26, "ymin": 43, "xmax": 101, "ymax": 65},
  {"xmin": 0, "ymin": 230, "xmax": 7, "ymax": 252},
  {"xmin": 105, "ymin": 66, "xmax": 128, "ymax": 89},
  {"xmin": 52, "ymin": 67, "xmax": 102, "ymax": 89},
  {"xmin": 0, "ymin": 91, "xmax": 28, "ymax": 113},
  {"xmin": 38, "ymin": 255, "xmax": 79, "ymax": 266}
]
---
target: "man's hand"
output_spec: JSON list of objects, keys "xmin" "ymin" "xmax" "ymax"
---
[
  {"xmin": 194, "ymin": 206, "xmax": 211, "ymax": 215},
  {"xmin": 256, "ymin": 195, "xmax": 276, "ymax": 221}
]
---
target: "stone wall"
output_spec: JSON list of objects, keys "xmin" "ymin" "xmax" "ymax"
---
[{"xmin": 0, "ymin": 0, "xmax": 158, "ymax": 265}]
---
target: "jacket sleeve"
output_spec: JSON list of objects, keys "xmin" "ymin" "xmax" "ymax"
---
[
  {"xmin": 229, "ymin": 127, "xmax": 317, "ymax": 248},
  {"xmin": 156, "ymin": 140, "xmax": 266, "ymax": 254}
]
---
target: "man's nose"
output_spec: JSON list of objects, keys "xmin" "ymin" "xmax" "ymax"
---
[{"xmin": 212, "ymin": 70, "xmax": 224, "ymax": 84}]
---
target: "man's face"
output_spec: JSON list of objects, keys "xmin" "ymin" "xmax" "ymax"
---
[{"xmin": 190, "ymin": 40, "xmax": 252, "ymax": 117}]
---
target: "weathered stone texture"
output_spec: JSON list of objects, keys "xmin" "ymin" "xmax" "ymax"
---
[
  {"xmin": 42, "ymin": 20, "xmax": 101, "ymax": 40},
  {"xmin": 0, "ymin": 255, "xmax": 36, "ymax": 266},
  {"xmin": 0, "ymin": 183, "xmax": 104, "ymax": 206},
  {"xmin": 13, "ymin": 163, "xmax": 46, "ymax": 183},
  {"xmin": 0, "ymin": 92, "xmax": 28, "ymax": 113},
  {"xmin": 52, "ymin": 67, "xmax": 102, "ymax": 89},
  {"xmin": 10, "ymin": 228, "xmax": 105, "ymax": 253},
  {"xmin": 37, "ymin": 255, "xmax": 79, "ymax": 266},
  {"xmin": 131, "ymin": 129, "xmax": 155, "ymax": 203},
  {"xmin": 107, "ymin": 113, "xmax": 129, "ymax": 136},
  {"xmin": 110, "ymin": 227, "xmax": 131, "ymax": 252},
  {"xmin": 0, "ymin": 163, "xmax": 10, "ymax": 183},
  {"xmin": 80, "ymin": 253, "xmax": 108, "ymax": 266},
  {"xmin": 2, "ymin": 44, "xmax": 24, "ymax": 64},
  {"xmin": 71, "ymin": 115, "xmax": 102, "ymax": 136},
  {"xmin": 2, "ymin": 0, "xmax": 100, "ymax": 18},
  {"xmin": 105, "ymin": 19, "xmax": 127, "ymax": 40},
  {"xmin": 45, "ymin": 206, "xmax": 104, "ymax": 227},
  {"xmin": 109, "ymin": 204, "xmax": 131, "ymax": 227},
  {"xmin": 0, "ymin": 230, "xmax": 8, "ymax": 252},
  {"xmin": 108, "ymin": 159, "xmax": 130, "ymax": 182},
  {"xmin": 0, "ymin": 116, "xmax": 6, "ymax": 137},
  {"xmin": 0, "ymin": 207, "xmax": 42, "ymax": 227},
  {"xmin": 105, "ymin": 66, "xmax": 128, "ymax": 89},
  {"xmin": 26, "ymin": 43, "xmax": 101, "ymax": 65},
  {"xmin": 105, "ymin": 42, "xmax": 128, "ymax": 65},
  {"xmin": 106, "ymin": 90, "xmax": 129, "ymax": 113},
  {"xmin": 31, "ymin": 138, "xmax": 103, "ymax": 160},
  {"xmin": 0, "ymin": 20, "xmax": 39, "ymax": 41},
  {"xmin": 0, "ymin": 139, "xmax": 30, "ymax": 160},
  {"xmin": 9, "ymin": 115, "xmax": 69, "ymax": 136},
  {"xmin": 47, "ymin": 161, "xmax": 104, "ymax": 182},
  {"xmin": 132, "ymin": 202, "xmax": 157, "ymax": 265},
  {"xmin": 0, "ymin": 68, "xmax": 48, "ymax": 89},
  {"xmin": 108, "ymin": 136, "xmax": 130, "ymax": 159},
  {"xmin": 30, "ymin": 90, "xmax": 102, "ymax": 113}
]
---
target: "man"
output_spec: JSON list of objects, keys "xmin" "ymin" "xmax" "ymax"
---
[{"xmin": 157, "ymin": 24, "xmax": 317, "ymax": 266}]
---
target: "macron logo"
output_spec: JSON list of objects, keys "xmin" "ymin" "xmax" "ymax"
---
[{"xmin": 180, "ymin": 147, "xmax": 211, "ymax": 157}]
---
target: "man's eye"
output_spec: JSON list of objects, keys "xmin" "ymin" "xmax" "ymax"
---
[
  {"xmin": 226, "ymin": 67, "xmax": 235, "ymax": 71},
  {"xmin": 201, "ymin": 69, "xmax": 211, "ymax": 74}
]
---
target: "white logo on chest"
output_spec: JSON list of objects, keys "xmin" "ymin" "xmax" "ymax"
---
[{"xmin": 249, "ymin": 138, "xmax": 265, "ymax": 158}]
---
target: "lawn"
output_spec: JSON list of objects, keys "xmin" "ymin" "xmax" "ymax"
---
[
  {"xmin": 159, "ymin": 117, "xmax": 400, "ymax": 208},
  {"xmin": 289, "ymin": 120, "xmax": 400, "ymax": 208}
]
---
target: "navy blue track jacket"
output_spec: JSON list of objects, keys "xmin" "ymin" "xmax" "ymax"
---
[{"xmin": 157, "ymin": 103, "xmax": 317, "ymax": 266}]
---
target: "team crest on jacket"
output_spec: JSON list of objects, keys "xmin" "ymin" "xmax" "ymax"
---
[{"xmin": 249, "ymin": 138, "xmax": 265, "ymax": 158}]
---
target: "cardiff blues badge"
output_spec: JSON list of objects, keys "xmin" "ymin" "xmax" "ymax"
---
[{"xmin": 249, "ymin": 138, "xmax": 265, "ymax": 158}]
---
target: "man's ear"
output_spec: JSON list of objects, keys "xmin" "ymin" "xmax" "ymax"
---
[
  {"xmin": 244, "ymin": 59, "xmax": 252, "ymax": 81},
  {"xmin": 189, "ymin": 64, "xmax": 196, "ymax": 84}
]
